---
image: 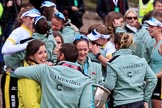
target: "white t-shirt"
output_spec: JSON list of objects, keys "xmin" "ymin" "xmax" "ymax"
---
[
  {"xmin": 2, "ymin": 25, "xmax": 32, "ymax": 54},
  {"xmin": 103, "ymin": 41, "xmax": 116, "ymax": 57}
]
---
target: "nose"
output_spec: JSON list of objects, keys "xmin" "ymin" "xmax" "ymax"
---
[{"xmin": 79, "ymin": 50, "xmax": 85, "ymax": 55}]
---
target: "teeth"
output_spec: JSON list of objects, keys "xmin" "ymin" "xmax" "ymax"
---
[{"xmin": 41, "ymin": 60, "xmax": 46, "ymax": 62}]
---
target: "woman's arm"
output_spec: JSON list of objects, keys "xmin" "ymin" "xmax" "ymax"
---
[{"xmin": 18, "ymin": 79, "xmax": 41, "ymax": 108}]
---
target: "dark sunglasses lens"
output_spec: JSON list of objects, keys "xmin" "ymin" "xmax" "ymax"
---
[
  {"xmin": 91, "ymin": 41, "xmax": 101, "ymax": 46},
  {"xmin": 127, "ymin": 17, "xmax": 137, "ymax": 20}
]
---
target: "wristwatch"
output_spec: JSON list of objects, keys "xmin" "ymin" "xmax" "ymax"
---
[{"xmin": 95, "ymin": 52, "xmax": 101, "ymax": 59}]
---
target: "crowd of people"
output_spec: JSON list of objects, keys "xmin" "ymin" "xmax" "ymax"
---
[{"xmin": 0, "ymin": 0, "xmax": 162, "ymax": 108}]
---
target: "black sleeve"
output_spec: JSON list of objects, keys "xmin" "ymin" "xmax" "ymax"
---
[
  {"xmin": 96, "ymin": 0, "xmax": 107, "ymax": 19},
  {"xmin": 124, "ymin": 0, "xmax": 129, "ymax": 11},
  {"xmin": 78, "ymin": 0, "xmax": 85, "ymax": 13}
]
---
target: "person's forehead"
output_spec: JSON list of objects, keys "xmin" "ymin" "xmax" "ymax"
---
[
  {"xmin": 155, "ymin": 1, "xmax": 162, "ymax": 6},
  {"xmin": 52, "ymin": 18, "xmax": 64, "ymax": 24},
  {"xmin": 126, "ymin": 12, "xmax": 137, "ymax": 17}
]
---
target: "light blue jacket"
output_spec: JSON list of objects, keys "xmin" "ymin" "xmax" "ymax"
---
[
  {"xmin": 105, "ymin": 49, "xmax": 157, "ymax": 106},
  {"xmin": 78, "ymin": 57, "xmax": 104, "ymax": 85},
  {"xmin": 115, "ymin": 25, "xmax": 155, "ymax": 64},
  {"xmin": 4, "ymin": 32, "xmax": 57, "ymax": 70},
  {"xmin": 14, "ymin": 61, "xmax": 92, "ymax": 108}
]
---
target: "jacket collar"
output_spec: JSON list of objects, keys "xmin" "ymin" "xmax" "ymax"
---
[{"xmin": 113, "ymin": 49, "xmax": 134, "ymax": 57}]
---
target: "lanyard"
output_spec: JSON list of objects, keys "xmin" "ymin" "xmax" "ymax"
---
[
  {"xmin": 113, "ymin": 0, "xmax": 118, "ymax": 6},
  {"xmin": 74, "ymin": 0, "xmax": 78, "ymax": 6}
]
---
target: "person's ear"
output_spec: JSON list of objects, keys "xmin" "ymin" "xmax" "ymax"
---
[{"xmin": 60, "ymin": 53, "xmax": 65, "ymax": 61}]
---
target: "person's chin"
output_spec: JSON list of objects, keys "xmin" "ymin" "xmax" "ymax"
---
[{"xmin": 79, "ymin": 57, "xmax": 86, "ymax": 61}]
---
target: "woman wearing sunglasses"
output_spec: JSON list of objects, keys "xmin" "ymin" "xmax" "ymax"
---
[
  {"xmin": 73, "ymin": 34, "xmax": 105, "ymax": 108},
  {"xmin": 113, "ymin": 9, "xmax": 155, "ymax": 64}
]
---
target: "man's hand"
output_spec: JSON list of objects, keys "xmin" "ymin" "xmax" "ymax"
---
[{"xmin": 71, "ymin": 6, "xmax": 79, "ymax": 11}]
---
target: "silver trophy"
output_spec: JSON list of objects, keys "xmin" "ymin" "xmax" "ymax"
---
[{"xmin": 93, "ymin": 84, "xmax": 111, "ymax": 108}]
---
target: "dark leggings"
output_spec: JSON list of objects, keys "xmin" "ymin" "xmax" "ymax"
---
[
  {"xmin": 1, "ymin": 72, "xmax": 18, "ymax": 108},
  {"xmin": 114, "ymin": 101, "xmax": 144, "ymax": 108}
]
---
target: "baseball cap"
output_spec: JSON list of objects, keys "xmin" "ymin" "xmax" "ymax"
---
[
  {"xmin": 145, "ymin": 17, "xmax": 162, "ymax": 27},
  {"xmin": 87, "ymin": 29, "xmax": 110, "ymax": 41},
  {"xmin": 20, "ymin": 8, "xmax": 40, "ymax": 19},
  {"xmin": 40, "ymin": 1, "xmax": 56, "ymax": 8}
]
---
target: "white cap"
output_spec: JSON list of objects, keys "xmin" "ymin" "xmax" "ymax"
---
[
  {"xmin": 87, "ymin": 29, "xmax": 110, "ymax": 41},
  {"xmin": 40, "ymin": 1, "xmax": 56, "ymax": 8},
  {"xmin": 20, "ymin": 8, "xmax": 40, "ymax": 19},
  {"xmin": 145, "ymin": 17, "xmax": 162, "ymax": 27}
]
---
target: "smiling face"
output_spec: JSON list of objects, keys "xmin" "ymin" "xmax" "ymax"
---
[
  {"xmin": 125, "ymin": 12, "xmax": 138, "ymax": 27},
  {"xmin": 148, "ymin": 25, "xmax": 162, "ymax": 38},
  {"xmin": 51, "ymin": 17, "xmax": 64, "ymax": 31},
  {"xmin": 22, "ymin": 16, "xmax": 35, "ymax": 30},
  {"xmin": 76, "ymin": 41, "xmax": 89, "ymax": 63},
  {"xmin": 30, "ymin": 45, "xmax": 47, "ymax": 64}
]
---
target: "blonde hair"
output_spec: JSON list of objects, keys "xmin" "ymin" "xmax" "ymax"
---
[
  {"xmin": 114, "ymin": 33, "xmax": 133, "ymax": 49},
  {"xmin": 124, "ymin": 9, "xmax": 138, "ymax": 19}
]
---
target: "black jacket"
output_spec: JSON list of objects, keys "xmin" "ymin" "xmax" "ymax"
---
[{"xmin": 96, "ymin": 0, "xmax": 129, "ymax": 19}]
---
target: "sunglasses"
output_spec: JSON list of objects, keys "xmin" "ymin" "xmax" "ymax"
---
[
  {"xmin": 55, "ymin": 12, "xmax": 65, "ymax": 21},
  {"xmin": 91, "ymin": 41, "xmax": 102, "ymax": 46},
  {"xmin": 73, "ymin": 35, "xmax": 89, "ymax": 42},
  {"xmin": 126, "ymin": 17, "xmax": 137, "ymax": 20}
]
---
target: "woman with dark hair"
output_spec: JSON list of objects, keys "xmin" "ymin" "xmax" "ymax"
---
[
  {"xmin": 32, "ymin": 15, "xmax": 57, "ymax": 63},
  {"xmin": 73, "ymin": 34, "xmax": 105, "ymax": 108},
  {"xmin": 73, "ymin": 34, "xmax": 103, "ymax": 85},
  {"xmin": 18, "ymin": 39, "xmax": 52, "ymax": 108}
]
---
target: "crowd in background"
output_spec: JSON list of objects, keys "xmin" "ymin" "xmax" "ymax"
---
[{"xmin": 0, "ymin": 0, "xmax": 162, "ymax": 108}]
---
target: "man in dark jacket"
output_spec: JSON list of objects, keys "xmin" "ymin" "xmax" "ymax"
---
[{"xmin": 96, "ymin": 0, "xmax": 129, "ymax": 20}]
